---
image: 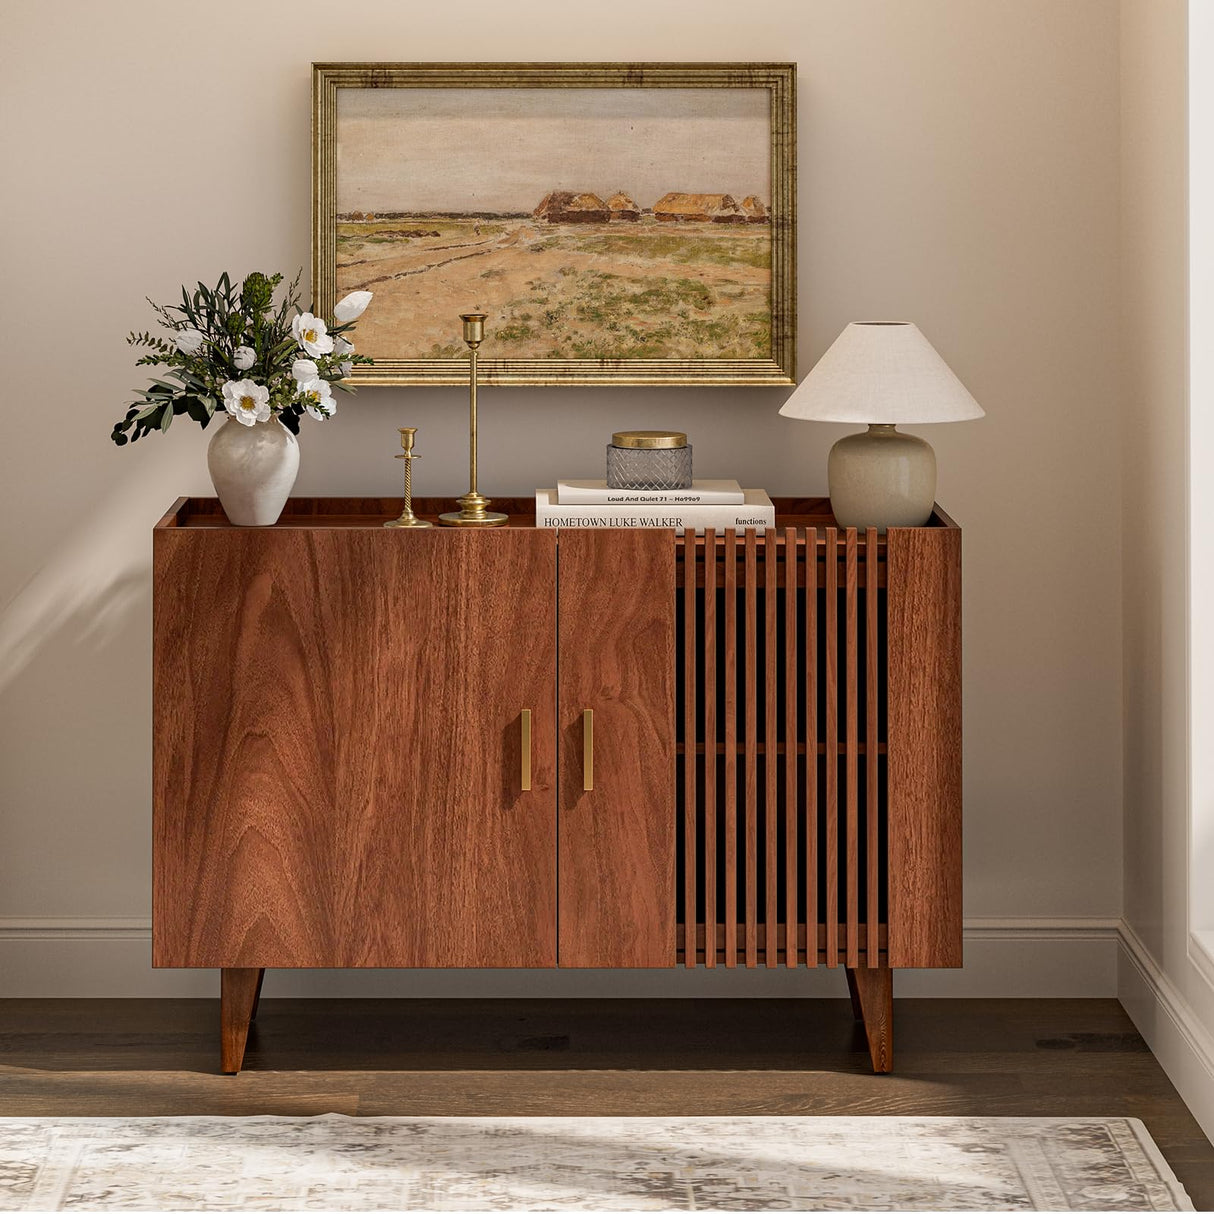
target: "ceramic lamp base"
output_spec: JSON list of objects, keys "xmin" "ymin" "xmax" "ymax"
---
[{"xmin": 827, "ymin": 424, "xmax": 936, "ymax": 531}]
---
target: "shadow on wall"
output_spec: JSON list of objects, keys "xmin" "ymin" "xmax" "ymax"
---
[
  {"xmin": 0, "ymin": 567, "xmax": 153, "ymax": 914},
  {"xmin": 0, "ymin": 570, "xmax": 149, "ymax": 696},
  {"xmin": 0, "ymin": 467, "xmax": 190, "ymax": 917}
]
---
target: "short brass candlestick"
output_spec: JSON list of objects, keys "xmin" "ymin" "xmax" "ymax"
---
[
  {"xmin": 384, "ymin": 427, "xmax": 432, "ymax": 528},
  {"xmin": 439, "ymin": 312, "xmax": 508, "ymax": 528}
]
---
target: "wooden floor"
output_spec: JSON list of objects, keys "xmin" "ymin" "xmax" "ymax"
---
[{"xmin": 0, "ymin": 997, "xmax": 1210, "ymax": 1209}]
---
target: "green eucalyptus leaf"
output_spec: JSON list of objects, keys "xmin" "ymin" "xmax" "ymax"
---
[{"xmin": 184, "ymin": 396, "xmax": 211, "ymax": 424}]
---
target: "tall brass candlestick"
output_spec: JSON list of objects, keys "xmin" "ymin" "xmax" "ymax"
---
[
  {"xmin": 439, "ymin": 312, "xmax": 508, "ymax": 527},
  {"xmin": 384, "ymin": 427, "xmax": 432, "ymax": 528}
]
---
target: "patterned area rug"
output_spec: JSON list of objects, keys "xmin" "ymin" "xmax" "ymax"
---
[{"xmin": 0, "ymin": 1115, "xmax": 1193, "ymax": 1211}]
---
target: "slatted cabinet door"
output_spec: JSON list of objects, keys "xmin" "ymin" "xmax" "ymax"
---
[
  {"xmin": 153, "ymin": 527, "xmax": 559, "ymax": 970},
  {"xmin": 557, "ymin": 529, "xmax": 677, "ymax": 967}
]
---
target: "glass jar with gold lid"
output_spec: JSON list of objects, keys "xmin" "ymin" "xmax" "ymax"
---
[{"xmin": 606, "ymin": 431, "xmax": 693, "ymax": 490}]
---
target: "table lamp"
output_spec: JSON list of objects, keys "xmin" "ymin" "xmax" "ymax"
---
[{"xmin": 779, "ymin": 322, "xmax": 984, "ymax": 529}]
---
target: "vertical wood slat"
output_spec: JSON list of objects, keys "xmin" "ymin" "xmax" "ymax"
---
[
  {"xmin": 824, "ymin": 527, "xmax": 838, "ymax": 967},
  {"xmin": 703, "ymin": 531, "xmax": 718, "ymax": 967},
  {"xmin": 744, "ymin": 531, "xmax": 758, "ymax": 967},
  {"xmin": 724, "ymin": 530, "xmax": 738, "ymax": 966},
  {"xmin": 684, "ymin": 536, "xmax": 696, "ymax": 968},
  {"xmin": 845, "ymin": 529, "xmax": 860, "ymax": 968},
  {"xmin": 805, "ymin": 527, "xmax": 819, "ymax": 967},
  {"xmin": 784, "ymin": 527, "xmax": 798, "ymax": 967},
  {"xmin": 866, "ymin": 527, "xmax": 880, "ymax": 967},
  {"xmin": 765, "ymin": 528, "xmax": 779, "ymax": 967}
]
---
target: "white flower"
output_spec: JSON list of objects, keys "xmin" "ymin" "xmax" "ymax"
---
[
  {"xmin": 291, "ymin": 358, "xmax": 319, "ymax": 383},
  {"xmin": 175, "ymin": 328, "xmax": 205, "ymax": 355},
  {"xmin": 222, "ymin": 378, "xmax": 272, "ymax": 426},
  {"xmin": 333, "ymin": 291, "xmax": 372, "ymax": 322},
  {"xmin": 233, "ymin": 345, "xmax": 256, "ymax": 371},
  {"xmin": 297, "ymin": 377, "xmax": 335, "ymax": 421},
  {"xmin": 292, "ymin": 312, "xmax": 334, "ymax": 356},
  {"xmin": 337, "ymin": 360, "xmax": 353, "ymax": 378},
  {"xmin": 334, "ymin": 335, "xmax": 354, "ymax": 356}
]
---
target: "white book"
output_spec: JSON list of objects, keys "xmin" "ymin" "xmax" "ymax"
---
[
  {"xmin": 535, "ymin": 489, "xmax": 775, "ymax": 535},
  {"xmin": 556, "ymin": 478, "xmax": 745, "ymax": 505}
]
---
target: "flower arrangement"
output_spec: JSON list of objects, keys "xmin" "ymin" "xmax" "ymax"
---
[{"xmin": 110, "ymin": 271, "xmax": 372, "ymax": 445}]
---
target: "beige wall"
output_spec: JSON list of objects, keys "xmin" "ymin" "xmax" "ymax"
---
[
  {"xmin": 1120, "ymin": 0, "xmax": 1188, "ymax": 969},
  {"xmin": 1117, "ymin": 0, "xmax": 1214, "ymax": 1137},
  {"xmin": 0, "ymin": 0, "xmax": 1125, "ymax": 992}
]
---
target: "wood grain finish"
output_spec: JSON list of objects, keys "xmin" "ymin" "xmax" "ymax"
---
[
  {"xmin": 847, "ymin": 965, "xmax": 893, "ymax": 1073},
  {"xmin": 723, "ymin": 531, "xmax": 738, "ymax": 968},
  {"xmin": 824, "ymin": 528, "xmax": 839, "ymax": 968},
  {"xmin": 845, "ymin": 529, "xmax": 859, "ymax": 968},
  {"xmin": 744, "ymin": 531, "xmax": 758, "ymax": 968},
  {"xmin": 866, "ymin": 528, "xmax": 880, "ymax": 969},
  {"xmin": 154, "ymin": 501, "xmax": 962, "ymax": 1073},
  {"xmin": 886, "ymin": 525, "xmax": 963, "ymax": 968},
  {"xmin": 220, "ymin": 967, "xmax": 262, "ymax": 1074},
  {"xmin": 557, "ymin": 530, "xmax": 675, "ymax": 968},
  {"xmin": 683, "ymin": 529, "xmax": 697, "ymax": 970},
  {"xmin": 783, "ymin": 527, "xmax": 799, "ymax": 968},
  {"xmin": 676, "ymin": 523, "xmax": 911, "ymax": 987},
  {"xmin": 804, "ymin": 527, "xmax": 818, "ymax": 969},
  {"xmin": 765, "ymin": 528, "xmax": 778, "ymax": 969},
  {"xmin": 681, "ymin": 923, "xmax": 884, "ymax": 963},
  {"xmin": 702, "ymin": 531, "xmax": 717, "ymax": 968},
  {"xmin": 153, "ymin": 528, "xmax": 558, "ymax": 969}
]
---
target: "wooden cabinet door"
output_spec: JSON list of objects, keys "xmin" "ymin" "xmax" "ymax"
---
[
  {"xmin": 153, "ymin": 528, "xmax": 557, "ymax": 970},
  {"xmin": 557, "ymin": 530, "xmax": 676, "ymax": 967}
]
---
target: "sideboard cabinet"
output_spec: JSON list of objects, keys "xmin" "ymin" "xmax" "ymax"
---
[{"xmin": 153, "ymin": 497, "xmax": 961, "ymax": 1074}]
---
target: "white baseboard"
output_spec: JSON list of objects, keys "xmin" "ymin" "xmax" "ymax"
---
[
  {"xmin": 0, "ymin": 916, "xmax": 1119, "ymax": 998},
  {"xmin": 1118, "ymin": 920, "xmax": 1214, "ymax": 1144}
]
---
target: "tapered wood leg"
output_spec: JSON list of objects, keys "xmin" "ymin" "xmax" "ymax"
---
[
  {"xmin": 846, "ymin": 965, "xmax": 893, "ymax": 1073},
  {"xmin": 220, "ymin": 967, "xmax": 263, "ymax": 1074}
]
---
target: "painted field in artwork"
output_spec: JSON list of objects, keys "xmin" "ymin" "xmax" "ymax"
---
[
  {"xmin": 336, "ymin": 212, "xmax": 771, "ymax": 361},
  {"xmin": 334, "ymin": 87, "xmax": 773, "ymax": 362}
]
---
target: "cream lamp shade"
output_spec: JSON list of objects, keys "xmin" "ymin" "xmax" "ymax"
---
[{"xmin": 779, "ymin": 322, "xmax": 984, "ymax": 529}]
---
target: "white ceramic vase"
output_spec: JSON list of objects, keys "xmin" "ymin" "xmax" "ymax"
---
[{"xmin": 207, "ymin": 416, "xmax": 300, "ymax": 526}]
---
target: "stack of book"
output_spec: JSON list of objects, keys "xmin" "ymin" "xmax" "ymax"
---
[{"xmin": 535, "ymin": 479, "xmax": 775, "ymax": 534}]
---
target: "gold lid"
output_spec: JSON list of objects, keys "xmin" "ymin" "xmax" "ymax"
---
[{"xmin": 611, "ymin": 430, "xmax": 688, "ymax": 449}]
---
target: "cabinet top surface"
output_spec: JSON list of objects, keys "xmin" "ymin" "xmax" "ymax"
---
[{"xmin": 156, "ymin": 497, "xmax": 959, "ymax": 533}]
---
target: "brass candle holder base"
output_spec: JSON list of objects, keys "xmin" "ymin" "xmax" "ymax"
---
[{"xmin": 439, "ymin": 491, "xmax": 508, "ymax": 528}]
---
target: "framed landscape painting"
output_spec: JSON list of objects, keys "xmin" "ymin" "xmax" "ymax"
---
[{"xmin": 311, "ymin": 63, "xmax": 796, "ymax": 386}]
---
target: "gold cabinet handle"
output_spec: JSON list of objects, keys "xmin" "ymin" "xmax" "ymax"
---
[
  {"xmin": 521, "ymin": 709, "xmax": 532, "ymax": 792},
  {"xmin": 583, "ymin": 708, "xmax": 594, "ymax": 791}
]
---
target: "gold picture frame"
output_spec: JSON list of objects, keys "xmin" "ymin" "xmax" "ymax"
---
[{"xmin": 311, "ymin": 62, "xmax": 796, "ymax": 387}]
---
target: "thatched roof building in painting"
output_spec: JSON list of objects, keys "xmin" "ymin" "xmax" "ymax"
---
[
  {"xmin": 653, "ymin": 193, "xmax": 746, "ymax": 223},
  {"xmin": 741, "ymin": 196, "xmax": 768, "ymax": 223},
  {"xmin": 533, "ymin": 191, "xmax": 612, "ymax": 223},
  {"xmin": 607, "ymin": 192, "xmax": 641, "ymax": 221}
]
